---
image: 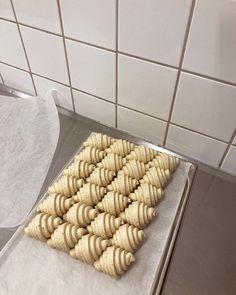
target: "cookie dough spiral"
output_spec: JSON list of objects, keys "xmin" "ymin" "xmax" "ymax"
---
[
  {"xmin": 97, "ymin": 153, "xmax": 126, "ymax": 172},
  {"xmin": 48, "ymin": 175, "xmax": 84, "ymax": 197},
  {"xmin": 70, "ymin": 233, "xmax": 110, "ymax": 265},
  {"xmin": 24, "ymin": 213, "xmax": 62, "ymax": 242},
  {"xmin": 140, "ymin": 167, "xmax": 170, "ymax": 188},
  {"xmin": 110, "ymin": 224, "xmax": 145, "ymax": 253},
  {"xmin": 148, "ymin": 153, "xmax": 179, "ymax": 173},
  {"xmin": 73, "ymin": 183, "xmax": 107, "ymax": 205},
  {"xmin": 63, "ymin": 160, "xmax": 95, "ymax": 179},
  {"xmin": 129, "ymin": 183, "xmax": 164, "ymax": 206},
  {"xmin": 126, "ymin": 146, "xmax": 158, "ymax": 163},
  {"xmin": 96, "ymin": 191, "xmax": 131, "ymax": 216},
  {"xmin": 86, "ymin": 167, "xmax": 115, "ymax": 187},
  {"xmin": 75, "ymin": 146, "xmax": 105, "ymax": 164},
  {"xmin": 107, "ymin": 175, "xmax": 138, "ymax": 195},
  {"xmin": 47, "ymin": 222, "xmax": 87, "ymax": 252},
  {"xmin": 87, "ymin": 212, "xmax": 123, "ymax": 239},
  {"xmin": 94, "ymin": 246, "xmax": 135, "ymax": 277},
  {"xmin": 105, "ymin": 139, "xmax": 135, "ymax": 157},
  {"xmin": 120, "ymin": 201, "xmax": 155, "ymax": 229},
  {"xmin": 83, "ymin": 133, "xmax": 114, "ymax": 150},
  {"xmin": 118, "ymin": 159, "xmax": 148, "ymax": 180},
  {"xmin": 37, "ymin": 193, "xmax": 74, "ymax": 217},
  {"xmin": 63, "ymin": 202, "xmax": 98, "ymax": 227}
]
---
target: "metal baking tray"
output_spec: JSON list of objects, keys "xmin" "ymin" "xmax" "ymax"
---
[{"xmin": 0, "ymin": 84, "xmax": 197, "ymax": 295}]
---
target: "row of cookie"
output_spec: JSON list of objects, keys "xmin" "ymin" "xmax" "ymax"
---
[{"xmin": 25, "ymin": 212, "xmax": 136, "ymax": 277}]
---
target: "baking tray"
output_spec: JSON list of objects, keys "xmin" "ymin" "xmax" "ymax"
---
[{"xmin": 0, "ymin": 130, "xmax": 196, "ymax": 295}]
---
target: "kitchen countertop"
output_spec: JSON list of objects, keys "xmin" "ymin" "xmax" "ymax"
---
[{"xmin": 0, "ymin": 100, "xmax": 236, "ymax": 294}]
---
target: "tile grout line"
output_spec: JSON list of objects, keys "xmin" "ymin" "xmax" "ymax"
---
[
  {"xmin": 218, "ymin": 128, "xmax": 236, "ymax": 167},
  {"xmin": 1, "ymin": 16, "xmax": 236, "ymax": 88},
  {"xmin": 115, "ymin": 0, "xmax": 119, "ymax": 128},
  {"xmin": 9, "ymin": 0, "xmax": 38, "ymax": 96},
  {"xmin": 56, "ymin": 0, "xmax": 75, "ymax": 112},
  {"xmin": 163, "ymin": 0, "xmax": 196, "ymax": 146}
]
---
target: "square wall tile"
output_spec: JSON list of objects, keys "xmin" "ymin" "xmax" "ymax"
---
[
  {"xmin": 221, "ymin": 146, "xmax": 236, "ymax": 176},
  {"xmin": 0, "ymin": 20, "xmax": 28, "ymax": 69},
  {"xmin": 172, "ymin": 73, "xmax": 236, "ymax": 142},
  {"xmin": 21, "ymin": 26, "xmax": 69, "ymax": 84},
  {"xmin": 0, "ymin": 63, "xmax": 35, "ymax": 94},
  {"xmin": 12, "ymin": 0, "xmax": 61, "ymax": 34},
  {"xmin": 67, "ymin": 40, "xmax": 115, "ymax": 101},
  {"xmin": 166, "ymin": 124, "xmax": 227, "ymax": 167},
  {"xmin": 183, "ymin": 0, "xmax": 236, "ymax": 83},
  {"xmin": 119, "ymin": 0, "xmax": 192, "ymax": 66},
  {"xmin": 33, "ymin": 75, "xmax": 73, "ymax": 111},
  {"xmin": 118, "ymin": 106, "xmax": 167, "ymax": 145},
  {"xmin": 118, "ymin": 54, "xmax": 177, "ymax": 120},
  {"xmin": 61, "ymin": 0, "xmax": 116, "ymax": 49},
  {"xmin": 0, "ymin": 0, "xmax": 15, "ymax": 20},
  {"xmin": 73, "ymin": 90, "xmax": 115, "ymax": 127}
]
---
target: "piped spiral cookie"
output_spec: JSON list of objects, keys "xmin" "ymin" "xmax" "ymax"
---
[
  {"xmin": 110, "ymin": 224, "xmax": 145, "ymax": 253},
  {"xmin": 107, "ymin": 175, "xmax": 138, "ymax": 195},
  {"xmin": 75, "ymin": 146, "xmax": 105, "ymax": 164},
  {"xmin": 140, "ymin": 167, "xmax": 170, "ymax": 188},
  {"xmin": 105, "ymin": 139, "xmax": 135, "ymax": 157},
  {"xmin": 126, "ymin": 146, "xmax": 158, "ymax": 163},
  {"xmin": 48, "ymin": 175, "xmax": 84, "ymax": 197},
  {"xmin": 63, "ymin": 202, "xmax": 98, "ymax": 227},
  {"xmin": 70, "ymin": 233, "xmax": 110, "ymax": 265},
  {"xmin": 96, "ymin": 191, "xmax": 131, "ymax": 216},
  {"xmin": 24, "ymin": 213, "xmax": 62, "ymax": 242},
  {"xmin": 97, "ymin": 153, "xmax": 126, "ymax": 172},
  {"xmin": 73, "ymin": 183, "xmax": 106, "ymax": 205},
  {"xmin": 87, "ymin": 212, "xmax": 123, "ymax": 239},
  {"xmin": 63, "ymin": 160, "xmax": 95, "ymax": 179},
  {"xmin": 148, "ymin": 153, "xmax": 179, "ymax": 173},
  {"xmin": 86, "ymin": 167, "xmax": 115, "ymax": 187},
  {"xmin": 83, "ymin": 133, "xmax": 114, "ymax": 150},
  {"xmin": 47, "ymin": 222, "xmax": 87, "ymax": 252},
  {"xmin": 37, "ymin": 193, "xmax": 74, "ymax": 217},
  {"xmin": 94, "ymin": 246, "xmax": 135, "ymax": 277},
  {"xmin": 120, "ymin": 201, "xmax": 156, "ymax": 229},
  {"xmin": 118, "ymin": 159, "xmax": 148, "ymax": 180},
  {"xmin": 129, "ymin": 183, "xmax": 164, "ymax": 206}
]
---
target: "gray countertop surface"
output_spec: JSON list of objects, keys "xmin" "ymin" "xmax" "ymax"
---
[{"xmin": 0, "ymin": 104, "xmax": 236, "ymax": 295}]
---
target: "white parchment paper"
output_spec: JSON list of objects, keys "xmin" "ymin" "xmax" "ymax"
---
[
  {"xmin": 0, "ymin": 92, "xmax": 59, "ymax": 227},
  {"xmin": 0, "ymin": 161, "xmax": 192, "ymax": 295}
]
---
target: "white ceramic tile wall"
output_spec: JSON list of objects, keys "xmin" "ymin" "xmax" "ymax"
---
[
  {"xmin": 0, "ymin": 0, "xmax": 235, "ymax": 174},
  {"xmin": 172, "ymin": 73, "xmax": 236, "ymax": 141},
  {"xmin": 119, "ymin": 0, "xmax": 192, "ymax": 66},
  {"xmin": 66, "ymin": 40, "xmax": 115, "ymax": 101},
  {"xmin": 166, "ymin": 125, "xmax": 227, "ymax": 167},
  {"xmin": 12, "ymin": 0, "xmax": 61, "ymax": 34},
  {"xmin": 20, "ymin": 26, "xmax": 69, "ymax": 84},
  {"xmin": 73, "ymin": 89, "xmax": 115, "ymax": 127},
  {"xmin": 117, "ymin": 106, "xmax": 167, "ymax": 146},
  {"xmin": 0, "ymin": 20, "xmax": 28, "ymax": 69},
  {"xmin": 60, "ymin": 0, "xmax": 116, "ymax": 49},
  {"xmin": 118, "ymin": 54, "xmax": 178, "ymax": 120},
  {"xmin": 0, "ymin": 0, "xmax": 15, "ymax": 20},
  {"xmin": 33, "ymin": 75, "xmax": 73, "ymax": 111},
  {"xmin": 0, "ymin": 63, "xmax": 35, "ymax": 94},
  {"xmin": 183, "ymin": 0, "xmax": 236, "ymax": 83}
]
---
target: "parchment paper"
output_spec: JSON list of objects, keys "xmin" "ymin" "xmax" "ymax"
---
[
  {"xmin": 0, "ymin": 161, "xmax": 192, "ymax": 295},
  {"xmin": 0, "ymin": 92, "xmax": 59, "ymax": 227}
]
